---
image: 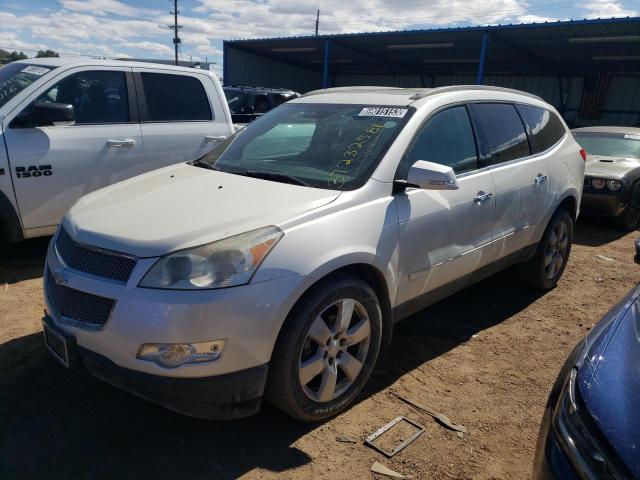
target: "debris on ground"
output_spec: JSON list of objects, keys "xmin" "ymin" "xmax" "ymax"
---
[
  {"xmin": 389, "ymin": 391, "xmax": 468, "ymax": 436},
  {"xmin": 364, "ymin": 415, "xmax": 424, "ymax": 457},
  {"xmin": 371, "ymin": 461, "xmax": 412, "ymax": 479},
  {"xmin": 335, "ymin": 435, "xmax": 358, "ymax": 444},
  {"xmin": 597, "ymin": 254, "xmax": 616, "ymax": 262}
]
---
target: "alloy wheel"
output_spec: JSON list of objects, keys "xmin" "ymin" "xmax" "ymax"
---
[
  {"xmin": 544, "ymin": 221, "xmax": 569, "ymax": 279},
  {"xmin": 298, "ymin": 298, "xmax": 371, "ymax": 402}
]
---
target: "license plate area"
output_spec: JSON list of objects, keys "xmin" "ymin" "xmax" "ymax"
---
[{"xmin": 43, "ymin": 320, "xmax": 70, "ymax": 368}]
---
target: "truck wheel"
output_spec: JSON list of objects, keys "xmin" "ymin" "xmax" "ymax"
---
[
  {"xmin": 266, "ymin": 274, "xmax": 382, "ymax": 422},
  {"xmin": 518, "ymin": 209, "xmax": 573, "ymax": 290},
  {"xmin": 615, "ymin": 185, "xmax": 640, "ymax": 231}
]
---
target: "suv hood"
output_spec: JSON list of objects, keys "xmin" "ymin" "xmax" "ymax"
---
[
  {"xmin": 585, "ymin": 155, "xmax": 640, "ymax": 179},
  {"xmin": 64, "ymin": 163, "xmax": 340, "ymax": 257}
]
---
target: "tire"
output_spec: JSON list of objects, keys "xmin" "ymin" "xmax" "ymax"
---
[
  {"xmin": 614, "ymin": 184, "xmax": 640, "ymax": 231},
  {"xmin": 265, "ymin": 274, "xmax": 382, "ymax": 422},
  {"xmin": 517, "ymin": 209, "xmax": 573, "ymax": 290}
]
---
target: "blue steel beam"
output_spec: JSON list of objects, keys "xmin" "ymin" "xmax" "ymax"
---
[
  {"xmin": 476, "ymin": 30, "xmax": 490, "ymax": 85},
  {"xmin": 323, "ymin": 39, "xmax": 332, "ymax": 88}
]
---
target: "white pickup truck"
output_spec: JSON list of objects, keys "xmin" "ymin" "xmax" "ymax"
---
[{"xmin": 0, "ymin": 58, "xmax": 233, "ymax": 241}]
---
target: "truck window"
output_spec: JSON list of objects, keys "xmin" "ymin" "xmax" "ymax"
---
[
  {"xmin": 140, "ymin": 73, "xmax": 212, "ymax": 122},
  {"xmin": 36, "ymin": 70, "xmax": 129, "ymax": 124}
]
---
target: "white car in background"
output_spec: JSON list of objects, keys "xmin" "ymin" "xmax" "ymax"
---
[
  {"xmin": 42, "ymin": 86, "xmax": 585, "ymax": 421},
  {"xmin": 0, "ymin": 58, "xmax": 233, "ymax": 242}
]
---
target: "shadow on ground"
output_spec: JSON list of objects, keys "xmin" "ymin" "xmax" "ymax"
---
[
  {"xmin": 574, "ymin": 218, "xmax": 629, "ymax": 247},
  {"xmin": 0, "ymin": 236, "xmax": 51, "ymax": 284},
  {"xmin": 0, "ymin": 268, "xmax": 545, "ymax": 479}
]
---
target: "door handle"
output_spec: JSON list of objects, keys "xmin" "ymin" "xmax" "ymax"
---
[
  {"xmin": 534, "ymin": 174, "xmax": 548, "ymax": 185},
  {"xmin": 205, "ymin": 135, "xmax": 227, "ymax": 142},
  {"xmin": 107, "ymin": 139, "xmax": 135, "ymax": 148},
  {"xmin": 473, "ymin": 192, "xmax": 493, "ymax": 204}
]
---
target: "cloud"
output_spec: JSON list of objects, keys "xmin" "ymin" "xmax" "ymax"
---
[
  {"xmin": 59, "ymin": 0, "xmax": 161, "ymax": 17},
  {"xmin": 581, "ymin": 0, "xmax": 638, "ymax": 18}
]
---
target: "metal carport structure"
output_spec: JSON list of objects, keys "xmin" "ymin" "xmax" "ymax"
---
[{"xmin": 223, "ymin": 17, "xmax": 640, "ymax": 126}]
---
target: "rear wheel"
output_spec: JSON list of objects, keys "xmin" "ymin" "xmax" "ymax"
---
[
  {"xmin": 265, "ymin": 274, "xmax": 382, "ymax": 421},
  {"xmin": 517, "ymin": 209, "xmax": 573, "ymax": 290},
  {"xmin": 615, "ymin": 184, "xmax": 640, "ymax": 231}
]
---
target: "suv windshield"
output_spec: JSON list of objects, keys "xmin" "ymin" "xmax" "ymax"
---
[
  {"xmin": 574, "ymin": 132, "xmax": 640, "ymax": 160},
  {"xmin": 0, "ymin": 63, "xmax": 56, "ymax": 109},
  {"xmin": 199, "ymin": 103, "xmax": 413, "ymax": 190}
]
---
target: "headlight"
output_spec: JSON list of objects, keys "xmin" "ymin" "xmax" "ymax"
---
[
  {"xmin": 607, "ymin": 180, "xmax": 622, "ymax": 192},
  {"xmin": 591, "ymin": 178, "xmax": 606, "ymax": 190},
  {"xmin": 139, "ymin": 226, "xmax": 283, "ymax": 290},
  {"xmin": 552, "ymin": 368, "xmax": 631, "ymax": 479},
  {"xmin": 137, "ymin": 340, "xmax": 225, "ymax": 368}
]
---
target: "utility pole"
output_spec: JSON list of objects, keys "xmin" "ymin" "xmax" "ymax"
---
[
  {"xmin": 169, "ymin": 0, "xmax": 182, "ymax": 65},
  {"xmin": 315, "ymin": 9, "xmax": 320, "ymax": 36}
]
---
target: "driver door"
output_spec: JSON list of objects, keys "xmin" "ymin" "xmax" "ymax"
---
[
  {"xmin": 395, "ymin": 105, "xmax": 497, "ymax": 305},
  {"xmin": 3, "ymin": 66, "xmax": 142, "ymax": 232}
]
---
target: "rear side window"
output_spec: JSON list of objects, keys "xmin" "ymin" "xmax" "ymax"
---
[
  {"xmin": 401, "ymin": 105, "xmax": 478, "ymax": 177},
  {"xmin": 140, "ymin": 73, "xmax": 212, "ymax": 122},
  {"xmin": 516, "ymin": 104, "xmax": 565, "ymax": 153},
  {"xmin": 469, "ymin": 103, "xmax": 530, "ymax": 165}
]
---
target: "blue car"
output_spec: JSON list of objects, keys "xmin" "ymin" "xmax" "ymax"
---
[{"xmin": 533, "ymin": 240, "xmax": 640, "ymax": 479}]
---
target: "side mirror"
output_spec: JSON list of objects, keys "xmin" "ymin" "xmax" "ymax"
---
[
  {"xmin": 407, "ymin": 160, "xmax": 458, "ymax": 190},
  {"xmin": 634, "ymin": 238, "xmax": 640, "ymax": 264},
  {"xmin": 33, "ymin": 102, "xmax": 75, "ymax": 126}
]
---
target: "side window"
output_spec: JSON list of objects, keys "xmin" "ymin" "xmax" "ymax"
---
[
  {"xmin": 516, "ymin": 104, "xmax": 566, "ymax": 153},
  {"xmin": 470, "ymin": 103, "xmax": 531, "ymax": 165},
  {"xmin": 272, "ymin": 93, "xmax": 292, "ymax": 107},
  {"xmin": 400, "ymin": 105, "xmax": 478, "ymax": 179},
  {"xmin": 254, "ymin": 94, "xmax": 270, "ymax": 114},
  {"xmin": 140, "ymin": 73, "xmax": 212, "ymax": 122},
  {"xmin": 36, "ymin": 70, "xmax": 128, "ymax": 124}
]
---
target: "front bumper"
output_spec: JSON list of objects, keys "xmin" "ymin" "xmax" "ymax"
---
[
  {"xmin": 43, "ymin": 314, "xmax": 268, "ymax": 419},
  {"xmin": 580, "ymin": 192, "xmax": 626, "ymax": 218}
]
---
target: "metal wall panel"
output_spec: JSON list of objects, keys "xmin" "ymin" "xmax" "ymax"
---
[{"xmin": 225, "ymin": 47, "xmax": 321, "ymax": 93}]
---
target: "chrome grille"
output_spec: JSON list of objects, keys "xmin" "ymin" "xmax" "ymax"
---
[
  {"xmin": 46, "ymin": 269, "xmax": 115, "ymax": 326},
  {"xmin": 55, "ymin": 228, "xmax": 136, "ymax": 282}
]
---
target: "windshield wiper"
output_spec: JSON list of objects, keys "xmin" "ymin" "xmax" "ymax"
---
[
  {"xmin": 192, "ymin": 159, "xmax": 219, "ymax": 171},
  {"xmin": 242, "ymin": 170, "xmax": 311, "ymax": 187}
]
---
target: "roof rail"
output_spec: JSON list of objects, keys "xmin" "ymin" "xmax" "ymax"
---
[
  {"xmin": 409, "ymin": 85, "xmax": 544, "ymax": 102},
  {"xmin": 303, "ymin": 86, "xmax": 405, "ymax": 97}
]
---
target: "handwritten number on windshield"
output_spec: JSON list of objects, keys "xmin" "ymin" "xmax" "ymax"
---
[{"xmin": 328, "ymin": 123, "xmax": 385, "ymax": 189}]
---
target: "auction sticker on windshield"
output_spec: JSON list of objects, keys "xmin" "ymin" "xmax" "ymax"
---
[
  {"xmin": 358, "ymin": 107, "xmax": 408, "ymax": 118},
  {"xmin": 21, "ymin": 66, "xmax": 51, "ymax": 76}
]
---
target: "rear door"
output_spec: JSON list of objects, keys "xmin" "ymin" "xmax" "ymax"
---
[
  {"xmin": 468, "ymin": 102, "xmax": 550, "ymax": 259},
  {"xmin": 3, "ymin": 66, "xmax": 142, "ymax": 231},
  {"xmin": 134, "ymin": 69, "xmax": 230, "ymax": 172},
  {"xmin": 395, "ymin": 105, "xmax": 497, "ymax": 305}
]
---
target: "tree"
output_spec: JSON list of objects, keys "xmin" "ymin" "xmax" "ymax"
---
[
  {"xmin": 36, "ymin": 50, "xmax": 59, "ymax": 58},
  {"xmin": 1, "ymin": 50, "xmax": 28, "ymax": 64}
]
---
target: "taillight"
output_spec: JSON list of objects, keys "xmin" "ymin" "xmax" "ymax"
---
[{"xmin": 579, "ymin": 148, "xmax": 587, "ymax": 161}]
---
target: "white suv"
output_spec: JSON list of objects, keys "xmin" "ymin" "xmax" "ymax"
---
[
  {"xmin": 0, "ymin": 58, "xmax": 233, "ymax": 242},
  {"xmin": 42, "ymin": 86, "xmax": 585, "ymax": 421}
]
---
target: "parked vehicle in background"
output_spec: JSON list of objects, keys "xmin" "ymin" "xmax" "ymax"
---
[
  {"xmin": 223, "ymin": 85, "xmax": 299, "ymax": 125},
  {"xmin": 42, "ymin": 85, "xmax": 584, "ymax": 422},
  {"xmin": 0, "ymin": 58, "xmax": 233, "ymax": 242},
  {"xmin": 532, "ymin": 240, "xmax": 640, "ymax": 480},
  {"xmin": 573, "ymin": 126, "xmax": 640, "ymax": 230}
]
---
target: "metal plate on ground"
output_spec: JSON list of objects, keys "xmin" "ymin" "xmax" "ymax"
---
[{"xmin": 364, "ymin": 415, "xmax": 425, "ymax": 457}]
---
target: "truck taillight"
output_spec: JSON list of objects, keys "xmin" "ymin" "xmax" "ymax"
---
[{"xmin": 579, "ymin": 149, "xmax": 587, "ymax": 161}]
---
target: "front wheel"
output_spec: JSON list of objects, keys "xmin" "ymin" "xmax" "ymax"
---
[
  {"xmin": 615, "ymin": 184, "xmax": 640, "ymax": 231},
  {"xmin": 265, "ymin": 274, "xmax": 382, "ymax": 421},
  {"xmin": 517, "ymin": 209, "xmax": 573, "ymax": 290}
]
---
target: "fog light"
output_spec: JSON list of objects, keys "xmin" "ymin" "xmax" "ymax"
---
[
  {"xmin": 607, "ymin": 180, "xmax": 622, "ymax": 192},
  {"xmin": 591, "ymin": 178, "xmax": 606, "ymax": 190},
  {"xmin": 137, "ymin": 340, "xmax": 225, "ymax": 368}
]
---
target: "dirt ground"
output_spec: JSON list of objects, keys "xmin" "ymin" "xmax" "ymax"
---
[{"xmin": 1, "ymin": 220, "xmax": 638, "ymax": 480}]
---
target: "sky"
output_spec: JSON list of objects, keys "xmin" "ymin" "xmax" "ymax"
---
[{"xmin": 0, "ymin": 0, "xmax": 638, "ymax": 74}]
